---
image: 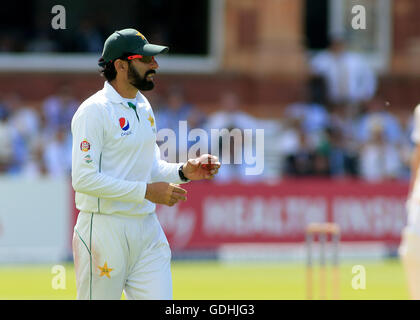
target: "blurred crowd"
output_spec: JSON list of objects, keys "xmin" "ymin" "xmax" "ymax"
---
[
  {"xmin": 0, "ymin": 86, "xmax": 76, "ymax": 177},
  {"xmin": 0, "ymin": 19, "xmax": 105, "ymax": 53},
  {"xmin": 0, "ymin": 37, "xmax": 414, "ymax": 183}
]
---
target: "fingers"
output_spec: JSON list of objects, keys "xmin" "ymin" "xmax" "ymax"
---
[
  {"xmin": 204, "ymin": 170, "xmax": 217, "ymax": 180},
  {"xmin": 187, "ymin": 158, "xmax": 200, "ymax": 167},
  {"xmin": 201, "ymin": 153, "xmax": 218, "ymax": 161},
  {"xmin": 204, "ymin": 161, "xmax": 220, "ymax": 178},
  {"xmin": 200, "ymin": 154, "xmax": 219, "ymax": 164},
  {"xmin": 172, "ymin": 193, "xmax": 187, "ymax": 202},
  {"xmin": 170, "ymin": 184, "xmax": 187, "ymax": 195},
  {"xmin": 166, "ymin": 184, "xmax": 187, "ymax": 206},
  {"xmin": 209, "ymin": 155, "xmax": 219, "ymax": 163},
  {"xmin": 167, "ymin": 194, "xmax": 186, "ymax": 206},
  {"xmin": 211, "ymin": 162, "xmax": 221, "ymax": 171},
  {"xmin": 170, "ymin": 184, "xmax": 187, "ymax": 201}
]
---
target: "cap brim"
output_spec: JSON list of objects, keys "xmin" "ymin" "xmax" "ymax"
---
[{"xmin": 140, "ymin": 44, "xmax": 169, "ymax": 56}]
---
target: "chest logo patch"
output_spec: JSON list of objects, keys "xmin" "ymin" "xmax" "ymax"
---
[
  {"xmin": 148, "ymin": 114, "xmax": 156, "ymax": 133},
  {"xmin": 80, "ymin": 140, "xmax": 90, "ymax": 152},
  {"xmin": 147, "ymin": 114, "xmax": 155, "ymax": 127},
  {"xmin": 98, "ymin": 262, "xmax": 114, "ymax": 279},
  {"xmin": 119, "ymin": 117, "xmax": 130, "ymax": 131}
]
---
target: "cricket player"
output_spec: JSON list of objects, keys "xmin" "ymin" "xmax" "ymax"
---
[
  {"xmin": 399, "ymin": 103, "xmax": 420, "ymax": 300},
  {"xmin": 71, "ymin": 28, "xmax": 220, "ymax": 300}
]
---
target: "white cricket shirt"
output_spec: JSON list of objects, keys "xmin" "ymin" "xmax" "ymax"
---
[
  {"xmin": 411, "ymin": 105, "xmax": 420, "ymax": 144},
  {"xmin": 71, "ymin": 81, "xmax": 188, "ymax": 216},
  {"xmin": 411, "ymin": 104, "xmax": 420, "ymax": 202}
]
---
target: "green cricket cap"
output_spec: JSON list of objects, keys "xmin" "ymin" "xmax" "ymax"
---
[{"xmin": 100, "ymin": 28, "xmax": 169, "ymax": 64}]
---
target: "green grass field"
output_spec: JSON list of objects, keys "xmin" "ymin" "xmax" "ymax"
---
[{"xmin": 0, "ymin": 259, "xmax": 410, "ymax": 300}]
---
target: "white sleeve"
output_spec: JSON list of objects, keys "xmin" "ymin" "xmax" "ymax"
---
[
  {"xmin": 412, "ymin": 105, "xmax": 420, "ymax": 144},
  {"xmin": 71, "ymin": 103, "xmax": 147, "ymax": 203},
  {"xmin": 150, "ymin": 143, "xmax": 189, "ymax": 184}
]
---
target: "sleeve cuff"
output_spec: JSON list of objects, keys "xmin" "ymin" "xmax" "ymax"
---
[
  {"xmin": 137, "ymin": 181, "xmax": 148, "ymax": 202},
  {"xmin": 174, "ymin": 163, "xmax": 190, "ymax": 184}
]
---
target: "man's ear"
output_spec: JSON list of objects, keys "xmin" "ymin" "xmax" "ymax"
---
[{"xmin": 114, "ymin": 59, "xmax": 128, "ymax": 74}]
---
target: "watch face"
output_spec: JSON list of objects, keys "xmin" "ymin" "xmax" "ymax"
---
[{"xmin": 179, "ymin": 166, "xmax": 188, "ymax": 181}]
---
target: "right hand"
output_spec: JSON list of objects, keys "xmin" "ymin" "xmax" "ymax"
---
[{"xmin": 145, "ymin": 182, "xmax": 187, "ymax": 206}]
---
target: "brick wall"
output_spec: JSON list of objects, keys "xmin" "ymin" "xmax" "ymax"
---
[
  {"xmin": 224, "ymin": 0, "xmax": 307, "ymax": 76},
  {"xmin": 0, "ymin": 72, "xmax": 304, "ymax": 118},
  {"xmin": 392, "ymin": 0, "xmax": 420, "ymax": 75}
]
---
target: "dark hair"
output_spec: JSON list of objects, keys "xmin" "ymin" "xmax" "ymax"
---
[
  {"xmin": 98, "ymin": 53, "xmax": 133, "ymax": 82},
  {"xmin": 99, "ymin": 59, "xmax": 118, "ymax": 82}
]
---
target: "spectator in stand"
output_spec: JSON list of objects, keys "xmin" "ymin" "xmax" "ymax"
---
[
  {"xmin": 75, "ymin": 19, "xmax": 104, "ymax": 53},
  {"xmin": 0, "ymin": 105, "xmax": 14, "ymax": 173},
  {"xmin": 283, "ymin": 76, "xmax": 330, "ymax": 148},
  {"xmin": 206, "ymin": 91, "xmax": 259, "ymax": 133},
  {"xmin": 356, "ymin": 96, "xmax": 403, "ymax": 145},
  {"xmin": 275, "ymin": 117, "xmax": 301, "ymax": 178},
  {"xmin": 310, "ymin": 35, "xmax": 377, "ymax": 117},
  {"xmin": 25, "ymin": 19, "xmax": 58, "ymax": 52},
  {"xmin": 26, "ymin": 32, "xmax": 57, "ymax": 52},
  {"xmin": 315, "ymin": 125, "xmax": 358, "ymax": 178},
  {"xmin": 42, "ymin": 125, "xmax": 72, "ymax": 177},
  {"xmin": 20, "ymin": 140, "xmax": 47, "ymax": 178},
  {"xmin": 276, "ymin": 118, "xmax": 301, "ymax": 160},
  {"xmin": 400, "ymin": 110, "xmax": 415, "ymax": 180},
  {"xmin": 42, "ymin": 84, "xmax": 79, "ymax": 134},
  {"xmin": 7, "ymin": 94, "xmax": 44, "ymax": 175},
  {"xmin": 1, "ymin": 94, "xmax": 33, "ymax": 174},
  {"xmin": 9, "ymin": 95, "xmax": 40, "ymax": 147},
  {"xmin": 205, "ymin": 91, "xmax": 260, "ymax": 183},
  {"xmin": 155, "ymin": 86, "xmax": 205, "ymax": 161},
  {"xmin": 359, "ymin": 119, "xmax": 403, "ymax": 181},
  {"xmin": 0, "ymin": 96, "xmax": 10, "ymax": 116},
  {"xmin": 282, "ymin": 118, "xmax": 316, "ymax": 177},
  {"xmin": 155, "ymin": 86, "xmax": 199, "ymax": 132},
  {"xmin": 327, "ymin": 103, "xmax": 360, "ymax": 176}
]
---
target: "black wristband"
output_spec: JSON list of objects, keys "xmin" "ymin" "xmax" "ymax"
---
[{"xmin": 178, "ymin": 165, "xmax": 190, "ymax": 182}]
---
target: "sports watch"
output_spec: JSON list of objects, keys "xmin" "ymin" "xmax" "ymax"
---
[{"xmin": 178, "ymin": 164, "xmax": 190, "ymax": 182}]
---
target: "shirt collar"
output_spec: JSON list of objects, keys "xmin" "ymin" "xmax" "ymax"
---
[{"xmin": 103, "ymin": 81, "xmax": 145, "ymax": 108}]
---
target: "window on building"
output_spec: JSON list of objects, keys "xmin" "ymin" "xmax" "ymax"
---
[
  {"xmin": 0, "ymin": 0, "xmax": 223, "ymax": 72},
  {"xmin": 1, "ymin": 0, "xmax": 209, "ymax": 55},
  {"xmin": 304, "ymin": 0, "xmax": 329, "ymax": 50},
  {"xmin": 304, "ymin": 0, "xmax": 391, "ymax": 72}
]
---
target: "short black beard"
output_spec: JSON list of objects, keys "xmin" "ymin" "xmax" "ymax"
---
[{"xmin": 128, "ymin": 63, "xmax": 155, "ymax": 91}]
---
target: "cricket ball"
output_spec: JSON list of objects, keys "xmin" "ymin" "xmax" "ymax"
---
[{"xmin": 199, "ymin": 154, "xmax": 217, "ymax": 170}]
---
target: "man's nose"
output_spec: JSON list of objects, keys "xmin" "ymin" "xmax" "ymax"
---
[{"xmin": 150, "ymin": 57, "xmax": 159, "ymax": 69}]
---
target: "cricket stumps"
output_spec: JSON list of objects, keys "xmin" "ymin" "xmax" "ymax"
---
[{"xmin": 305, "ymin": 222, "xmax": 340, "ymax": 300}]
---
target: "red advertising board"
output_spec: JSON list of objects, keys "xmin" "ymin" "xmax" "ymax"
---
[{"xmin": 155, "ymin": 179, "xmax": 409, "ymax": 250}]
